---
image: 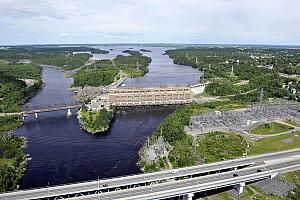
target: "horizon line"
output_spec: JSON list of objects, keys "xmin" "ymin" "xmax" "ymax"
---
[{"xmin": 1, "ymin": 42, "xmax": 300, "ymax": 48}]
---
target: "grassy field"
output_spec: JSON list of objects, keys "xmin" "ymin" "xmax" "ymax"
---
[
  {"xmin": 285, "ymin": 119, "xmax": 300, "ymax": 127},
  {"xmin": 250, "ymin": 131, "xmax": 300, "ymax": 155},
  {"xmin": 197, "ymin": 132, "xmax": 248, "ymax": 163},
  {"xmin": 202, "ymin": 185, "xmax": 287, "ymax": 200},
  {"xmin": 251, "ymin": 122, "xmax": 294, "ymax": 135}
]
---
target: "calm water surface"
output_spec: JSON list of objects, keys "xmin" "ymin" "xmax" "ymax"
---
[
  {"xmin": 15, "ymin": 45, "xmax": 201, "ymax": 189},
  {"xmin": 93, "ymin": 45, "xmax": 202, "ymax": 86}
]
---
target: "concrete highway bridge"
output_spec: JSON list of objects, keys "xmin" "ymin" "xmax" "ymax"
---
[
  {"xmin": 0, "ymin": 103, "xmax": 82, "ymax": 119},
  {"xmin": 1, "ymin": 148, "xmax": 300, "ymax": 200}
]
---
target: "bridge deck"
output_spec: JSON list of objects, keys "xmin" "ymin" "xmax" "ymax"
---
[{"xmin": 1, "ymin": 149, "xmax": 300, "ymax": 200}]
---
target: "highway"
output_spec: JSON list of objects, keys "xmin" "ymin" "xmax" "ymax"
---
[
  {"xmin": 70, "ymin": 159, "xmax": 300, "ymax": 200},
  {"xmin": 1, "ymin": 148, "xmax": 300, "ymax": 200}
]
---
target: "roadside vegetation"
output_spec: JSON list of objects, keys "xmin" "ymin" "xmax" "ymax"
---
[
  {"xmin": 250, "ymin": 131, "xmax": 300, "ymax": 155},
  {"xmin": 197, "ymin": 132, "xmax": 248, "ymax": 163},
  {"xmin": 285, "ymin": 119, "xmax": 300, "ymax": 127},
  {"xmin": 251, "ymin": 122, "xmax": 294, "ymax": 135}
]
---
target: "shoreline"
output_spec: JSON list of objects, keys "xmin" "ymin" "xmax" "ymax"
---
[{"xmin": 77, "ymin": 108, "xmax": 115, "ymax": 134}]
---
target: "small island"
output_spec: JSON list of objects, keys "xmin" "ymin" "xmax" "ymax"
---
[
  {"xmin": 78, "ymin": 106, "xmax": 114, "ymax": 134},
  {"xmin": 140, "ymin": 49, "xmax": 152, "ymax": 52}
]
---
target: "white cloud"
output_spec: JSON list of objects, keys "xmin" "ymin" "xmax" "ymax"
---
[
  {"xmin": 59, "ymin": 33, "xmax": 69, "ymax": 38},
  {"xmin": 0, "ymin": 0, "xmax": 299, "ymax": 45}
]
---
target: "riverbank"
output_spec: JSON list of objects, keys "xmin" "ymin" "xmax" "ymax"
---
[
  {"xmin": 72, "ymin": 53, "xmax": 151, "ymax": 88},
  {"xmin": 0, "ymin": 60, "xmax": 43, "ymax": 192},
  {"xmin": 77, "ymin": 107, "xmax": 115, "ymax": 134},
  {"xmin": 138, "ymin": 101, "xmax": 246, "ymax": 172},
  {"xmin": 0, "ymin": 132, "xmax": 28, "ymax": 193},
  {"xmin": 138, "ymin": 100, "xmax": 300, "ymax": 199},
  {"xmin": 0, "ymin": 116, "xmax": 29, "ymax": 193}
]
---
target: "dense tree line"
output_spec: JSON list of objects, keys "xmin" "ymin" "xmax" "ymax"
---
[
  {"xmin": 0, "ymin": 75, "xmax": 42, "ymax": 113},
  {"xmin": 0, "ymin": 46, "xmax": 109, "ymax": 70},
  {"xmin": 0, "ymin": 116, "xmax": 22, "ymax": 133},
  {"xmin": 0, "ymin": 55, "xmax": 43, "ymax": 192},
  {"xmin": 32, "ymin": 52, "xmax": 92, "ymax": 70},
  {"xmin": 0, "ymin": 63, "xmax": 41, "ymax": 80},
  {"xmin": 73, "ymin": 54, "xmax": 151, "ymax": 87},
  {"xmin": 73, "ymin": 59, "xmax": 119, "ymax": 87},
  {"xmin": 166, "ymin": 47, "xmax": 298, "ymax": 101},
  {"xmin": 0, "ymin": 132, "xmax": 25, "ymax": 193},
  {"xmin": 122, "ymin": 50, "xmax": 143, "ymax": 56},
  {"xmin": 80, "ymin": 107, "xmax": 114, "ymax": 133},
  {"xmin": 140, "ymin": 49, "xmax": 152, "ymax": 52},
  {"xmin": 114, "ymin": 54, "xmax": 151, "ymax": 77}
]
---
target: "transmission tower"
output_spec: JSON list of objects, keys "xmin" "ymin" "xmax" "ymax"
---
[{"xmin": 258, "ymin": 88, "xmax": 264, "ymax": 112}]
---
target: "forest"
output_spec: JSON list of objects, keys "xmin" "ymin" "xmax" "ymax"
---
[
  {"xmin": 166, "ymin": 47, "xmax": 299, "ymax": 102},
  {"xmin": 0, "ymin": 63, "xmax": 42, "ymax": 113},
  {"xmin": 79, "ymin": 107, "xmax": 114, "ymax": 133},
  {"xmin": 0, "ymin": 46, "xmax": 108, "ymax": 70},
  {"xmin": 0, "ymin": 132, "xmax": 26, "ymax": 193},
  {"xmin": 0, "ymin": 57, "xmax": 42, "ymax": 192},
  {"xmin": 73, "ymin": 54, "xmax": 151, "ymax": 87}
]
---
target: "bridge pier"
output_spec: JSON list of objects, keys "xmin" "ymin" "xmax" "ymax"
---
[
  {"xmin": 22, "ymin": 115, "xmax": 26, "ymax": 121},
  {"xmin": 183, "ymin": 193, "xmax": 194, "ymax": 200},
  {"xmin": 271, "ymin": 172, "xmax": 278, "ymax": 179},
  {"xmin": 34, "ymin": 113, "xmax": 38, "ymax": 119},
  {"xmin": 237, "ymin": 182, "xmax": 245, "ymax": 194},
  {"xmin": 67, "ymin": 109, "xmax": 72, "ymax": 117}
]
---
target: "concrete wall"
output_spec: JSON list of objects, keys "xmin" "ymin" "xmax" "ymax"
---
[
  {"xmin": 190, "ymin": 83, "xmax": 206, "ymax": 95},
  {"xmin": 109, "ymin": 86, "xmax": 193, "ymax": 106}
]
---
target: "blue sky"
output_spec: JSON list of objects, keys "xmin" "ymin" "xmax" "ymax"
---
[{"xmin": 0, "ymin": 0, "xmax": 299, "ymax": 45}]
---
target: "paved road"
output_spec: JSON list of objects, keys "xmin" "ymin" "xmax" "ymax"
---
[
  {"xmin": 71, "ymin": 159, "xmax": 300, "ymax": 200},
  {"xmin": 1, "ymin": 148, "xmax": 300, "ymax": 200},
  {"xmin": 0, "ymin": 160, "xmax": 254, "ymax": 200}
]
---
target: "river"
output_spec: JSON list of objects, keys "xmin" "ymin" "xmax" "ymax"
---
[{"xmin": 15, "ymin": 45, "xmax": 201, "ymax": 189}]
